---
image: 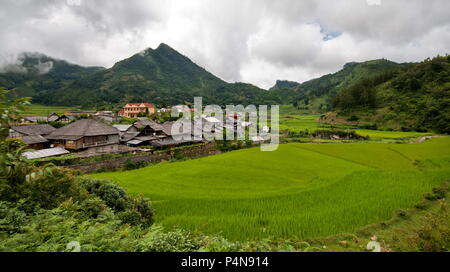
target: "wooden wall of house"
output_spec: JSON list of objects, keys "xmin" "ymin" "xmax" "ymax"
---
[
  {"xmin": 108, "ymin": 135, "xmax": 120, "ymax": 144},
  {"xmin": 28, "ymin": 143, "xmax": 46, "ymax": 150}
]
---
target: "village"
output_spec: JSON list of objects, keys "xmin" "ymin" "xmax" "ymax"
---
[{"xmin": 9, "ymin": 103, "xmax": 261, "ymax": 160}]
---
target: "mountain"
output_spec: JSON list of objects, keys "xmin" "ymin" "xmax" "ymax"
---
[
  {"xmin": 274, "ymin": 59, "xmax": 404, "ymax": 111},
  {"xmin": 31, "ymin": 44, "xmax": 271, "ymax": 107},
  {"xmin": 330, "ymin": 55, "xmax": 450, "ymax": 133},
  {"xmin": 270, "ymin": 80, "xmax": 300, "ymax": 91},
  {"xmin": 2, "ymin": 45, "xmax": 440, "ymax": 116},
  {"xmin": 0, "ymin": 52, "xmax": 104, "ymax": 99}
]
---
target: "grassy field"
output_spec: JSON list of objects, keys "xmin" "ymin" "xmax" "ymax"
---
[
  {"xmin": 278, "ymin": 106, "xmax": 431, "ymax": 139},
  {"xmin": 93, "ymin": 137, "xmax": 450, "ymax": 241},
  {"xmin": 21, "ymin": 104, "xmax": 80, "ymax": 116}
]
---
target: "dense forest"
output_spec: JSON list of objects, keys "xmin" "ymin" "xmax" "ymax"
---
[
  {"xmin": 331, "ymin": 56, "xmax": 450, "ymax": 134},
  {"xmin": 282, "ymin": 59, "xmax": 405, "ymax": 111}
]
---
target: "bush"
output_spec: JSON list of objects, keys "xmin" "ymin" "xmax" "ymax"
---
[
  {"xmin": 77, "ymin": 197, "xmax": 108, "ymax": 219},
  {"xmin": 415, "ymin": 203, "xmax": 449, "ymax": 252},
  {"xmin": 0, "ymin": 202, "xmax": 27, "ymax": 234},
  {"xmin": 396, "ymin": 209, "xmax": 409, "ymax": 219},
  {"xmin": 79, "ymin": 178, "xmax": 128, "ymax": 212},
  {"xmin": 123, "ymin": 160, "xmax": 148, "ymax": 171},
  {"xmin": 425, "ymin": 184, "xmax": 448, "ymax": 201},
  {"xmin": 118, "ymin": 210, "xmax": 143, "ymax": 226},
  {"xmin": 79, "ymin": 177, "xmax": 154, "ymax": 227},
  {"xmin": 23, "ymin": 168, "xmax": 86, "ymax": 210},
  {"xmin": 138, "ymin": 227, "xmax": 202, "ymax": 252},
  {"xmin": 432, "ymin": 186, "xmax": 448, "ymax": 200}
]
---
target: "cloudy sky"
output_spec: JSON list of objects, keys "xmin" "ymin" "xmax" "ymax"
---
[{"xmin": 1, "ymin": 0, "xmax": 449, "ymax": 89}]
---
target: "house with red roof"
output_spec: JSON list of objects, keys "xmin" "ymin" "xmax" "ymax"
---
[{"xmin": 119, "ymin": 103, "xmax": 156, "ymax": 118}]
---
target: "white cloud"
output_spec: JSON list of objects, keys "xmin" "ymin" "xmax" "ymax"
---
[
  {"xmin": 0, "ymin": 0, "xmax": 449, "ymax": 89},
  {"xmin": 366, "ymin": 0, "xmax": 381, "ymax": 6}
]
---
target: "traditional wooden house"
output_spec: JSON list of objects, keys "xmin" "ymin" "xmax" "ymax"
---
[
  {"xmin": 45, "ymin": 119, "xmax": 120, "ymax": 152},
  {"xmin": 64, "ymin": 110, "xmax": 96, "ymax": 117},
  {"xmin": 18, "ymin": 116, "xmax": 48, "ymax": 124},
  {"xmin": 134, "ymin": 120, "xmax": 165, "ymax": 136},
  {"xmin": 9, "ymin": 124, "xmax": 56, "ymax": 150},
  {"xmin": 46, "ymin": 113, "xmax": 75, "ymax": 123},
  {"xmin": 112, "ymin": 124, "xmax": 140, "ymax": 142},
  {"xmin": 47, "ymin": 113, "xmax": 60, "ymax": 122},
  {"xmin": 94, "ymin": 114, "xmax": 119, "ymax": 124},
  {"xmin": 58, "ymin": 115, "xmax": 75, "ymax": 123}
]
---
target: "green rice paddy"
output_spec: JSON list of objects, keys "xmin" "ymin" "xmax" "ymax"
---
[
  {"xmin": 93, "ymin": 137, "xmax": 450, "ymax": 241},
  {"xmin": 22, "ymin": 104, "xmax": 80, "ymax": 116}
]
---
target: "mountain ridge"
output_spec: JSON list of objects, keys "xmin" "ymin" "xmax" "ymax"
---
[{"xmin": 0, "ymin": 44, "xmax": 424, "ymax": 111}]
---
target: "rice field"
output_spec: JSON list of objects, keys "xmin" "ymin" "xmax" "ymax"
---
[
  {"xmin": 93, "ymin": 137, "xmax": 450, "ymax": 241},
  {"xmin": 22, "ymin": 104, "xmax": 80, "ymax": 116}
]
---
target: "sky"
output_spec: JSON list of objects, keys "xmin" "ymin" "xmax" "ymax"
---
[{"xmin": 0, "ymin": 0, "xmax": 449, "ymax": 89}]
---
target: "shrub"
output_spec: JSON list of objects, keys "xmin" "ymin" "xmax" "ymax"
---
[
  {"xmin": 118, "ymin": 210, "xmax": 143, "ymax": 226},
  {"xmin": 79, "ymin": 178, "xmax": 128, "ymax": 212},
  {"xmin": 0, "ymin": 202, "xmax": 27, "ymax": 234},
  {"xmin": 79, "ymin": 177, "xmax": 154, "ymax": 226},
  {"xmin": 415, "ymin": 203, "xmax": 449, "ymax": 252},
  {"xmin": 123, "ymin": 160, "xmax": 148, "ymax": 171},
  {"xmin": 396, "ymin": 209, "xmax": 409, "ymax": 219},
  {"xmin": 24, "ymin": 167, "xmax": 86, "ymax": 210},
  {"xmin": 432, "ymin": 186, "xmax": 448, "ymax": 200},
  {"xmin": 77, "ymin": 197, "xmax": 108, "ymax": 219},
  {"xmin": 138, "ymin": 227, "xmax": 202, "ymax": 252},
  {"xmin": 132, "ymin": 197, "xmax": 154, "ymax": 227}
]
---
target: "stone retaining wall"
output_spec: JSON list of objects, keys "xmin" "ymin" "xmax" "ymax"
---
[{"xmin": 68, "ymin": 142, "xmax": 220, "ymax": 173}]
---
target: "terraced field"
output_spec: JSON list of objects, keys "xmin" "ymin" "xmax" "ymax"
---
[
  {"xmin": 93, "ymin": 137, "xmax": 450, "ymax": 241},
  {"xmin": 22, "ymin": 104, "xmax": 80, "ymax": 116}
]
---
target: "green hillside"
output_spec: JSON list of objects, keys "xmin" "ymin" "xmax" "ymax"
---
[
  {"xmin": 0, "ymin": 53, "xmax": 104, "ymax": 99},
  {"xmin": 331, "ymin": 55, "xmax": 450, "ymax": 134},
  {"xmin": 31, "ymin": 44, "xmax": 275, "ymax": 107},
  {"xmin": 282, "ymin": 59, "xmax": 404, "ymax": 111},
  {"xmin": 270, "ymin": 80, "xmax": 300, "ymax": 91},
  {"xmin": 1, "ymin": 45, "xmax": 411, "ymax": 110}
]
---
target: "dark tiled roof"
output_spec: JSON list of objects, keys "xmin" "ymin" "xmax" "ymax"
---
[
  {"xmin": 22, "ymin": 135, "xmax": 49, "ymax": 145},
  {"xmin": 121, "ymin": 132, "xmax": 140, "ymax": 142},
  {"xmin": 161, "ymin": 122, "xmax": 176, "ymax": 136},
  {"xmin": 47, "ymin": 114, "xmax": 60, "ymax": 122},
  {"xmin": 11, "ymin": 124, "xmax": 56, "ymax": 136},
  {"xmin": 134, "ymin": 120, "xmax": 164, "ymax": 131},
  {"xmin": 23, "ymin": 116, "xmax": 48, "ymax": 122},
  {"xmin": 46, "ymin": 119, "xmax": 119, "ymax": 140},
  {"xmin": 113, "ymin": 125, "xmax": 134, "ymax": 132}
]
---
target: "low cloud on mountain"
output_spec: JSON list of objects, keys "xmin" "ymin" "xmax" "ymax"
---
[{"xmin": 0, "ymin": 0, "xmax": 449, "ymax": 88}]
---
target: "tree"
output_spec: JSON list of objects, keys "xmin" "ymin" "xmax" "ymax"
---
[
  {"xmin": 0, "ymin": 87, "xmax": 31, "ymax": 139},
  {"xmin": 0, "ymin": 88, "xmax": 32, "ymax": 184}
]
